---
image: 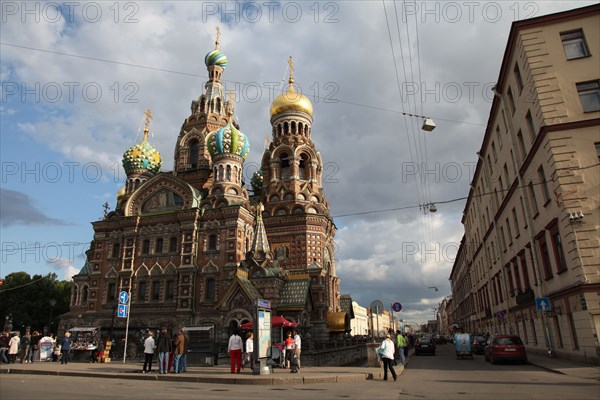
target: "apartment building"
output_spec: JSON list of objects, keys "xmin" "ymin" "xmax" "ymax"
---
[{"xmin": 450, "ymin": 4, "xmax": 599, "ymax": 362}]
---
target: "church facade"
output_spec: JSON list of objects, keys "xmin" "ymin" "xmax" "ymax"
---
[{"xmin": 60, "ymin": 36, "xmax": 343, "ymax": 344}]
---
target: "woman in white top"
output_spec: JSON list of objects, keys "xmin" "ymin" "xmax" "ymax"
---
[
  {"xmin": 379, "ymin": 334, "xmax": 397, "ymax": 381},
  {"xmin": 245, "ymin": 332, "xmax": 254, "ymax": 369}
]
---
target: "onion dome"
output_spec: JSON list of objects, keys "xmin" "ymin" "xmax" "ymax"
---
[
  {"xmin": 205, "ymin": 49, "xmax": 228, "ymax": 69},
  {"xmin": 116, "ymin": 186, "xmax": 126, "ymax": 200},
  {"xmin": 270, "ymin": 57, "xmax": 313, "ymax": 117},
  {"xmin": 206, "ymin": 121, "xmax": 250, "ymax": 160},
  {"xmin": 122, "ymin": 109, "xmax": 162, "ymax": 176}
]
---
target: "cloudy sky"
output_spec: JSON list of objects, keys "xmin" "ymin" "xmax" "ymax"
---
[{"xmin": 1, "ymin": 1, "xmax": 596, "ymax": 324}]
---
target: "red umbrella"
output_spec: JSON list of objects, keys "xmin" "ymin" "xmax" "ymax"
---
[{"xmin": 240, "ymin": 315, "xmax": 298, "ymax": 330}]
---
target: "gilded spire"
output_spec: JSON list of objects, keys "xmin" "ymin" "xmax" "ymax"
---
[
  {"xmin": 287, "ymin": 56, "xmax": 295, "ymax": 90},
  {"xmin": 143, "ymin": 108, "xmax": 152, "ymax": 140},
  {"xmin": 251, "ymin": 202, "xmax": 270, "ymax": 259},
  {"xmin": 215, "ymin": 26, "xmax": 221, "ymax": 49}
]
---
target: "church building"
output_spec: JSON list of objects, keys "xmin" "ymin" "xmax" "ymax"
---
[{"xmin": 60, "ymin": 33, "xmax": 344, "ymax": 345}]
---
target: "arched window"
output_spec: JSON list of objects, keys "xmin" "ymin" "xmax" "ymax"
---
[
  {"xmin": 200, "ymin": 97, "xmax": 206, "ymax": 112},
  {"xmin": 190, "ymin": 141, "xmax": 199, "ymax": 168},
  {"xmin": 216, "ymin": 98, "xmax": 222, "ymax": 114},
  {"xmin": 226, "ymin": 165, "xmax": 232, "ymax": 181},
  {"xmin": 142, "ymin": 240, "xmax": 150, "ymax": 255},
  {"xmin": 82, "ymin": 286, "xmax": 89, "ymax": 303},
  {"xmin": 280, "ymin": 153, "xmax": 291, "ymax": 179},
  {"xmin": 299, "ymin": 153, "xmax": 310, "ymax": 180}
]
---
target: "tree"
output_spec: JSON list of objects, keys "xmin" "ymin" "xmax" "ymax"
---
[{"xmin": 0, "ymin": 272, "xmax": 71, "ymax": 333}]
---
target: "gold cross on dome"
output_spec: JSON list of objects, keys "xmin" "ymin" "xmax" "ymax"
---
[
  {"xmin": 143, "ymin": 109, "xmax": 152, "ymax": 139},
  {"xmin": 288, "ymin": 56, "xmax": 294, "ymax": 81},
  {"xmin": 215, "ymin": 26, "xmax": 221, "ymax": 49}
]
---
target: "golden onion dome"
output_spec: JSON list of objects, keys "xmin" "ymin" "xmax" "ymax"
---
[
  {"xmin": 270, "ymin": 77, "xmax": 313, "ymax": 118},
  {"xmin": 116, "ymin": 186, "xmax": 126, "ymax": 200}
]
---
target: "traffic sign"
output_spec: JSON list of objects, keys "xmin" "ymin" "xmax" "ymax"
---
[
  {"xmin": 119, "ymin": 291, "xmax": 129, "ymax": 304},
  {"xmin": 117, "ymin": 304, "xmax": 128, "ymax": 318},
  {"xmin": 536, "ymin": 297, "xmax": 551, "ymax": 311},
  {"xmin": 392, "ymin": 302, "xmax": 403, "ymax": 312},
  {"xmin": 370, "ymin": 300, "xmax": 385, "ymax": 313}
]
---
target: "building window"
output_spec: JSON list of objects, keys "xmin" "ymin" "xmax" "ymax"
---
[
  {"xmin": 525, "ymin": 110, "xmax": 536, "ymax": 143},
  {"xmin": 577, "ymin": 80, "xmax": 600, "ymax": 112},
  {"xmin": 503, "ymin": 164, "xmax": 510, "ymax": 188},
  {"xmin": 155, "ymin": 238, "xmax": 164, "ymax": 254},
  {"xmin": 595, "ymin": 142, "xmax": 600, "ymax": 161},
  {"xmin": 208, "ymin": 234, "xmax": 218, "ymax": 250},
  {"xmin": 505, "ymin": 218, "xmax": 512, "ymax": 245},
  {"xmin": 537, "ymin": 235, "xmax": 553, "ymax": 280},
  {"xmin": 507, "ymin": 87, "xmax": 516, "ymax": 114},
  {"xmin": 514, "ymin": 63, "xmax": 524, "ymax": 93},
  {"xmin": 561, "ymin": 29, "xmax": 590, "ymax": 60},
  {"xmin": 107, "ymin": 282, "xmax": 116, "ymax": 302},
  {"xmin": 138, "ymin": 281, "xmax": 147, "ymax": 303},
  {"xmin": 519, "ymin": 251, "xmax": 531, "ymax": 289},
  {"xmin": 537, "ymin": 166, "xmax": 551, "ymax": 205},
  {"xmin": 517, "ymin": 130, "xmax": 526, "ymax": 161},
  {"xmin": 499, "ymin": 226, "xmax": 507, "ymax": 252},
  {"xmin": 169, "ymin": 236, "xmax": 178, "ymax": 253},
  {"xmin": 528, "ymin": 181, "xmax": 539, "ymax": 216},
  {"xmin": 166, "ymin": 280, "xmax": 175, "ymax": 301},
  {"xmin": 189, "ymin": 140, "xmax": 199, "ymax": 169},
  {"xmin": 206, "ymin": 278, "xmax": 215, "ymax": 301},
  {"xmin": 512, "ymin": 208, "xmax": 519, "ymax": 238},
  {"xmin": 491, "ymin": 141, "xmax": 498, "ymax": 162},
  {"xmin": 142, "ymin": 239, "xmax": 150, "ymax": 255},
  {"xmin": 111, "ymin": 243, "xmax": 120, "ymax": 258},
  {"xmin": 152, "ymin": 281, "xmax": 161, "ymax": 301},
  {"xmin": 82, "ymin": 286, "xmax": 89, "ymax": 303},
  {"xmin": 496, "ymin": 125, "xmax": 502, "ymax": 147},
  {"xmin": 549, "ymin": 224, "xmax": 568, "ymax": 274}
]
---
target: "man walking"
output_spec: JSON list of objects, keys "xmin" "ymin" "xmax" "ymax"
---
[
  {"xmin": 156, "ymin": 327, "xmax": 171, "ymax": 374},
  {"xmin": 173, "ymin": 329, "xmax": 185, "ymax": 374},
  {"xmin": 396, "ymin": 330, "xmax": 406, "ymax": 365},
  {"xmin": 60, "ymin": 332, "xmax": 71, "ymax": 365},
  {"xmin": 293, "ymin": 330, "xmax": 301, "ymax": 370}
]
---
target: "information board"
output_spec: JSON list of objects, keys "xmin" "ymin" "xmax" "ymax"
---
[{"xmin": 257, "ymin": 309, "xmax": 271, "ymax": 358}]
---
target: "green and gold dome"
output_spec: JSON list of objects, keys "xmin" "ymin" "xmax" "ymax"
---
[
  {"xmin": 206, "ymin": 121, "xmax": 250, "ymax": 160},
  {"xmin": 122, "ymin": 110, "xmax": 162, "ymax": 176}
]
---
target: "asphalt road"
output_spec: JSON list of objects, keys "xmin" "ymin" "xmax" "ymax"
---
[{"xmin": 2, "ymin": 344, "xmax": 598, "ymax": 400}]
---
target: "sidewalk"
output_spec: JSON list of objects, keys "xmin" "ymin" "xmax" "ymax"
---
[
  {"xmin": 0, "ymin": 359, "xmax": 395, "ymax": 385},
  {"xmin": 1, "ymin": 354, "xmax": 597, "ymax": 384}
]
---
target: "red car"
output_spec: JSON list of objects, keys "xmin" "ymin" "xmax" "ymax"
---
[{"xmin": 484, "ymin": 335, "xmax": 527, "ymax": 364}]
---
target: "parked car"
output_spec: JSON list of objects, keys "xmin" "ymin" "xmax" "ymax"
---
[
  {"xmin": 415, "ymin": 336, "xmax": 436, "ymax": 355},
  {"xmin": 472, "ymin": 335, "xmax": 487, "ymax": 355},
  {"xmin": 484, "ymin": 335, "xmax": 527, "ymax": 364}
]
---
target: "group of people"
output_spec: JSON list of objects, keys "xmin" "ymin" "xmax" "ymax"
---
[
  {"xmin": 378, "ymin": 329, "xmax": 410, "ymax": 382},
  {"xmin": 1, "ymin": 329, "xmax": 45, "ymax": 364},
  {"xmin": 227, "ymin": 329, "xmax": 301, "ymax": 374},
  {"xmin": 142, "ymin": 328, "xmax": 189, "ymax": 374}
]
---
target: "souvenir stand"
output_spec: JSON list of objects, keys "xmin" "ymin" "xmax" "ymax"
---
[{"xmin": 67, "ymin": 327, "xmax": 101, "ymax": 362}]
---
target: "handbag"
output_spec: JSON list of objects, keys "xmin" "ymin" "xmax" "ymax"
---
[{"xmin": 376, "ymin": 347, "xmax": 385, "ymax": 356}]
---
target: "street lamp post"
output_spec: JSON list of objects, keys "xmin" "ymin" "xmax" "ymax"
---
[{"xmin": 48, "ymin": 299, "xmax": 57, "ymax": 332}]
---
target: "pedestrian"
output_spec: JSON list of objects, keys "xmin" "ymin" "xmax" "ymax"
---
[
  {"xmin": 8, "ymin": 332, "xmax": 20, "ymax": 363},
  {"xmin": 293, "ymin": 329, "xmax": 302, "ymax": 370},
  {"xmin": 142, "ymin": 331, "xmax": 156, "ymax": 373},
  {"xmin": 156, "ymin": 327, "xmax": 172, "ymax": 374},
  {"xmin": 227, "ymin": 329, "xmax": 243, "ymax": 374},
  {"xmin": 284, "ymin": 331, "xmax": 294, "ymax": 369},
  {"xmin": 181, "ymin": 328, "xmax": 189, "ymax": 373},
  {"xmin": 379, "ymin": 334, "xmax": 397, "ymax": 382},
  {"xmin": 31, "ymin": 331, "xmax": 42, "ymax": 363},
  {"xmin": 396, "ymin": 330, "xmax": 406, "ymax": 365},
  {"xmin": 20, "ymin": 328, "xmax": 31, "ymax": 364},
  {"xmin": 60, "ymin": 332, "xmax": 71, "ymax": 364},
  {"xmin": 0, "ymin": 331, "xmax": 10, "ymax": 364},
  {"xmin": 173, "ymin": 329, "xmax": 185, "ymax": 374},
  {"xmin": 244, "ymin": 332, "xmax": 254, "ymax": 370}
]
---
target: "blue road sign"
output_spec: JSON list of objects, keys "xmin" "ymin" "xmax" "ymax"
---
[
  {"xmin": 118, "ymin": 304, "xmax": 128, "ymax": 318},
  {"xmin": 392, "ymin": 302, "xmax": 402, "ymax": 312},
  {"xmin": 119, "ymin": 291, "xmax": 129, "ymax": 304},
  {"xmin": 536, "ymin": 297, "xmax": 551, "ymax": 311}
]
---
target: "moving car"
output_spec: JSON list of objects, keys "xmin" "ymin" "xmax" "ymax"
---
[
  {"xmin": 414, "ymin": 336, "xmax": 436, "ymax": 355},
  {"xmin": 472, "ymin": 335, "xmax": 487, "ymax": 355},
  {"xmin": 484, "ymin": 335, "xmax": 527, "ymax": 364}
]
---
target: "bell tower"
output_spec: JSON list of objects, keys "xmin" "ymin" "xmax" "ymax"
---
[{"xmin": 174, "ymin": 27, "xmax": 231, "ymax": 190}]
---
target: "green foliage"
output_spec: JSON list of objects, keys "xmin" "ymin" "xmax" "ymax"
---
[
  {"xmin": 250, "ymin": 170, "xmax": 264, "ymax": 196},
  {"xmin": 0, "ymin": 272, "xmax": 71, "ymax": 333}
]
